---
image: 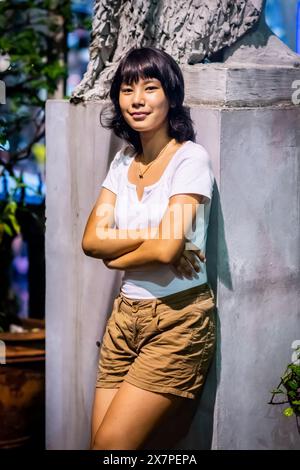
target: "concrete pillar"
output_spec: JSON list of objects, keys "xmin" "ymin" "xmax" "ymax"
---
[
  {"xmin": 191, "ymin": 104, "xmax": 300, "ymax": 450},
  {"xmin": 45, "ymin": 101, "xmax": 124, "ymax": 449},
  {"xmin": 182, "ymin": 60, "xmax": 300, "ymax": 449}
]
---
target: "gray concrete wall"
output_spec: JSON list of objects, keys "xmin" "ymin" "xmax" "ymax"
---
[
  {"xmin": 45, "ymin": 101, "xmax": 124, "ymax": 450},
  {"xmin": 204, "ymin": 105, "xmax": 300, "ymax": 449},
  {"xmin": 46, "ymin": 100, "xmax": 300, "ymax": 449}
]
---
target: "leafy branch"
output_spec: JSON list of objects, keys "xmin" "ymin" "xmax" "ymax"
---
[
  {"xmin": 0, "ymin": 0, "xmax": 74, "ymax": 163},
  {"xmin": 269, "ymin": 346, "xmax": 300, "ymax": 434}
]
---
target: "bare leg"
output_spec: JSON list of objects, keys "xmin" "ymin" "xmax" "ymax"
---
[
  {"xmin": 90, "ymin": 387, "xmax": 119, "ymax": 449},
  {"xmin": 142, "ymin": 397, "xmax": 198, "ymax": 449},
  {"xmin": 92, "ymin": 381, "xmax": 186, "ymax": 450}
]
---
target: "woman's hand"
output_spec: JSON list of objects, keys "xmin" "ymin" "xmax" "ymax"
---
[
  {"xmin": 171, "ymin": 249, "xmax": 206, "ymax": 279},
  {"xmin": 103, "ymin": 258, "xmax": 117, "ymax": 269}
]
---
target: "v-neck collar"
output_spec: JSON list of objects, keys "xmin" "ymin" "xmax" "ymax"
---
[{"xmin": 126, "ymin": 140, "xmax": 192, "ymax": 203}]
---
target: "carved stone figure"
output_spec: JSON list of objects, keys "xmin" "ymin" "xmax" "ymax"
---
[{"xmin": 71, "ymin": 0, "xmax": 300, "ymax": 102}]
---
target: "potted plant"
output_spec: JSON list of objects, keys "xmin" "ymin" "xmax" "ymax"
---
[
  {"xmin": 269, "ymin": 345, "xmax": 300, "ymax": 434},
  {"xmin": 0, "ymin": 318, "xmax": 45, "ymax": 448}
]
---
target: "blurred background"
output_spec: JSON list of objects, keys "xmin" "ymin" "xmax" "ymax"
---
[
  {"xmin": 0, "ymin": 0, "xmax": 299, "ymax": 325},
  {"xmin": 0, "ymin": 0, "xmax": 93, "ymax": 328}
]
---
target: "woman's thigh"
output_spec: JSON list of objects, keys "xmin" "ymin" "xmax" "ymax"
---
[
  {"xmin": 92, "ymin": 381, "xmax": 186, "ymax": 450},
  {"xmin": 142, "ymin": 396, "xmax": 198, "ymax": 449},
  {"xmin": 90, "ymin": 387, "xmax": 119, "ymax": 449}
]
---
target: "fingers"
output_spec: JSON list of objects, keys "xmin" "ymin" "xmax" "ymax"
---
[
  {"xmin": 193, "ymin": 249, "xmax": 206, "ymax": 263},
  {"xmin": 181, "ymin": 252, "xmax": 200, "ymax": 276},
  {"xmin": 103, "ymin": 258, "xmax": 113, "ymax": 268},
  {"xmin": 175, "ymin": 254, "xmax": 198, "ymax": 279},
  {"xmin": 172, "ymin": 249, "xmax": 207, "ymax": 279}
]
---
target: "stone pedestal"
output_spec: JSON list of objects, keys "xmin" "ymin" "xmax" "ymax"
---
[
  {"xmin": 46, "ymin": 61, "xmax": 300, "ymax": 449},
  {"xmin": 180, "ymin": 63, "xmax": 300, "ymax": 450},
  {"xmin": 182, "ymin": 63, "xmax": 300, "ymax": 107}
]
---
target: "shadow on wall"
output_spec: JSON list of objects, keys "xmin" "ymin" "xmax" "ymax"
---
[
  {"xmin": 143, "ymin": 182, "xmax": 231, "ymax": 450},
  {"xmin": 179, "ymin": 182, "xmax": 232, "ymax": 449},
  {"xmin": 204, "ymin": 182, "xmax": 232, "ymax": 448}
]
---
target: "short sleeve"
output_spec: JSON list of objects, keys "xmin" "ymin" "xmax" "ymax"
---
[
  {"xmin": 169, "ymin": 148, "xmax": 214, "ymax": 202},
  {"xmin": 101, "ymin": 150, "xmax": 122, "ymax": 195}
]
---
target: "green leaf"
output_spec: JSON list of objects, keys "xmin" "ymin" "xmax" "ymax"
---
[
  {"xmin": 7, "ymin": 214, "xmax": 20, "ymax": 234},
  {"xmin": 286, "ymin": 380, "xmax": 298, "ymax": 390},
  {"xmin": 4, "ymin": 200, "xmax": 17, "ymax": 215},
  {"xmin": 290, "ymin": 364, "xmax": 300, "ymax": 375},
  {"xmin": 283, "ymin": 407, "xmax": 294, "ymax": 417},
  {"xmin": 3, "ymin": 223, "xmax": 13, "ymax": 236}
]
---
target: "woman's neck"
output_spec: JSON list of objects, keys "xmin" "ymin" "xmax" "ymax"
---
[{"xmin": 139, "ymin": 128, "xmax": 174, "ymax": 164}]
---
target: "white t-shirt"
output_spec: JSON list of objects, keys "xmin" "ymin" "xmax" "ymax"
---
[{"xmin": 101, "ymin": 140, "xmax": 214, "ymax": 299}]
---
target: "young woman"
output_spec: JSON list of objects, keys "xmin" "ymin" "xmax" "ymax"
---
[{"xmin": 82, "ymin": 46, "xmax": 216, "ymax": 450}]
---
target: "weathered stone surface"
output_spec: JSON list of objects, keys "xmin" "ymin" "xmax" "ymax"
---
[
  {"xmin": 183, "ymin": 63, "xmax": 300, "ymax": 107},
  {"xmin": 72, "ymin": 0, "xmax": 269, "ymax": 102}
]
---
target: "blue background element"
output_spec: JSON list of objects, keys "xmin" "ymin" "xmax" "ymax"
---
[{"xmin": 266, "ymin": 0, "xmax": 299, "ymax": 53}]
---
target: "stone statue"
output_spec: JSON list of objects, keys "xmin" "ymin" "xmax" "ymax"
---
[{"xmin": 71, "ymin": 0, "xmax": 300, "ymax": 103}]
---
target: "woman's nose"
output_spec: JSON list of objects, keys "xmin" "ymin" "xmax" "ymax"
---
[{"xmin": 131, "ymin": 89, "xmax": 145, "ymax": 105}]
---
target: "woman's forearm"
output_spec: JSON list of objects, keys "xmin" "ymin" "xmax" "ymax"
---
[
  {"xmin": 104, "ymin": 238, "xmax": 165, "ymax": 270},
  {"xmin": 82, "ymin": 226, "xmax": 159, "ymax": 260}
]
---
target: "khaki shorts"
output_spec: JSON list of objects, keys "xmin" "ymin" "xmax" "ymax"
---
[{"xmin": 96, "ymin": 282, "xmax": 216, "ymax": 399}]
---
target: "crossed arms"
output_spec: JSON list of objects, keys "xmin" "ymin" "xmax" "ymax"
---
[{"xmin": 81, "ymin": 188, "xmax": 206, "ymax": 271}]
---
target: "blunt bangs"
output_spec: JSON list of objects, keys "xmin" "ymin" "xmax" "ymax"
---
[
  {"xmin": 117, "ymin": 51, "xmax": 163, "ymax": 87},
  {"xmin": 110, "ymin": 47, "xmax": 184, "ymax": 107}
]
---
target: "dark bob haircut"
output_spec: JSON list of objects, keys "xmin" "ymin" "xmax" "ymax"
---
[{"xmin": 100, "ymin": 46, "xmax": 196, "ymax": 155}]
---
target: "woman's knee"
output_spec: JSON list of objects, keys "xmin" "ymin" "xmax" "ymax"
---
[{"xmin": 92, "ymin": 427, "xmax": 138, "ymax": 450}]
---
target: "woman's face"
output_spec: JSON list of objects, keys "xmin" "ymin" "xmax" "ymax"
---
[{"xmin": 119, "ymin": 77, "xmax": 170, "ymax": 133}]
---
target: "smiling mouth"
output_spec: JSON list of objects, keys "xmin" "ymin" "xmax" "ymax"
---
[{"xmin": 130, "ymin": 113, "xmax": 150, "ymax": 120}]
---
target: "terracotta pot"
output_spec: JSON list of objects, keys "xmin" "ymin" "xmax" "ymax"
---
[{"xmin": 0, "ymin": 318, "xmax": 45, "ymax": 448}]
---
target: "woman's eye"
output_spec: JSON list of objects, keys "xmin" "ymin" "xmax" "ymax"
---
[{"xmin": 121, "ymin": 86, "xmax": 157, "ymax": 92}]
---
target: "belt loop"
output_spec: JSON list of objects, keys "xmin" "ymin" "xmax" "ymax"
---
[
  {"xmin": 116, "ymin": 295, "xmax": 122, "ymax": 313},
  {"xmin": 151, "ymin": 299, "xmax": 157, "ymax": 318},
  {"xmin": 208, "ymin": 284, "xmax": 215, "ymax": 302}
]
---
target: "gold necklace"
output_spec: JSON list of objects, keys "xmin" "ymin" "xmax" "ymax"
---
[{"xmin": 137, "ymin": 139, "xmax": 174, "ymax": 179}]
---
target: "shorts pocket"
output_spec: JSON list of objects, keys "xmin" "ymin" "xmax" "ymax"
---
[
  {"xmin": 154, "ymin": 307, "xmax": 191, "ymax": 333},
  {"xmin": 154, "ymin": 298, "xmax": 214, "ymax": 334}
]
